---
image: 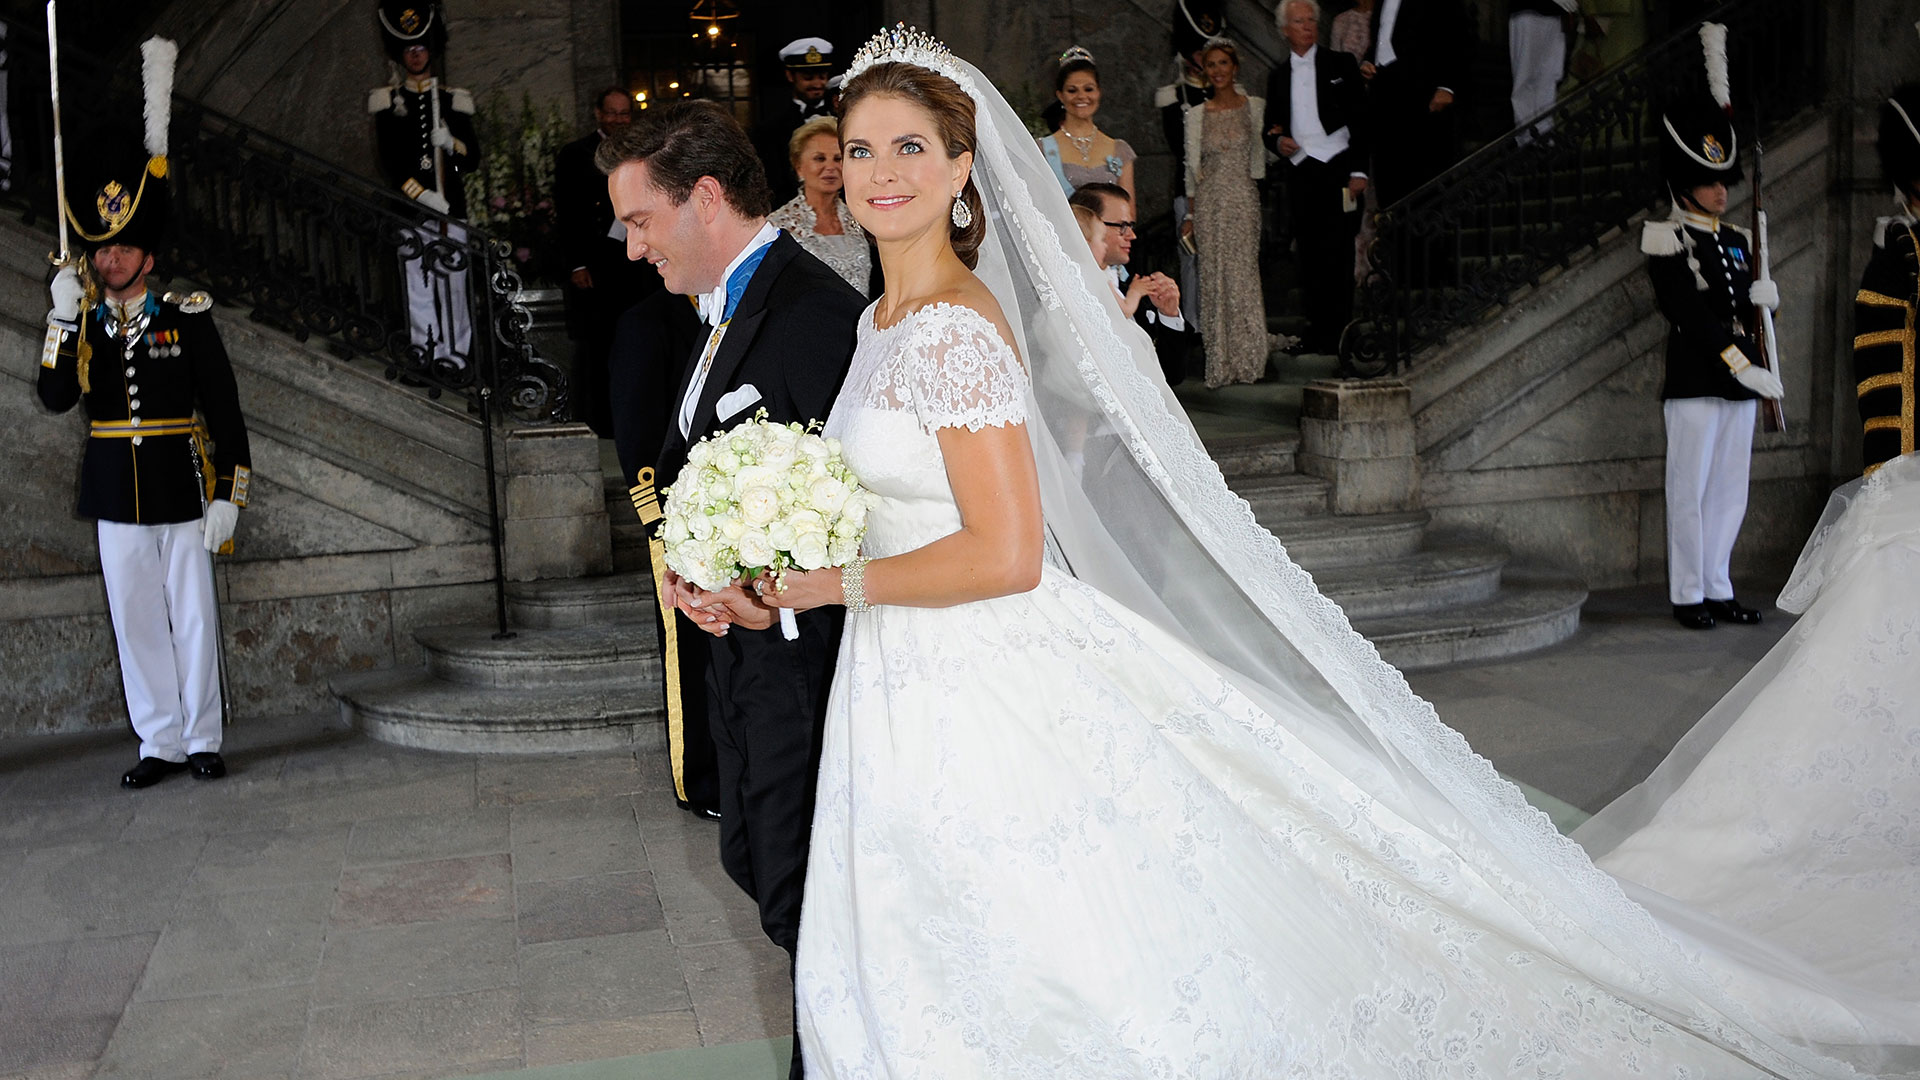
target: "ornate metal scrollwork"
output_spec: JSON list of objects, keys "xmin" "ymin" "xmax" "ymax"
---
[{"xmin": 1340, "ymin": 0, "xmax": 1821, "ymax": 377}]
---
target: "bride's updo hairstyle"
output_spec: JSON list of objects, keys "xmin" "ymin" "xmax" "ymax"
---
[{"xmin": 836, "ymin": 61, "xmax": 986, "ymax": 269}]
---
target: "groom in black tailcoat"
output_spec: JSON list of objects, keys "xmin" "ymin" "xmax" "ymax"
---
[{"xmin": 598, "ymin": 100, "xmax": 862, "ymax": 1080}]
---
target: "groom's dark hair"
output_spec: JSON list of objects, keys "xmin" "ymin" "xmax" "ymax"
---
[{"xmin": 595, "ymin": 99, "xmax": 773, "ymax": 218}]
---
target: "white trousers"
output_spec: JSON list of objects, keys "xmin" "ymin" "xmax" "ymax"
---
[
  {"xmin": 1509, "ymin": 12, "xmax": 1566, "ymax": 136},
  {"xmin": 98, "ymin": 519, "xmax": 223, "ymax": 761},
  {"xmin": 402, "ymin": 222, "xmax": 472, "ymax": 368},
  {"xmin": 1663, "ymin": 397, "xmax": 1757, "ymax": 606}
]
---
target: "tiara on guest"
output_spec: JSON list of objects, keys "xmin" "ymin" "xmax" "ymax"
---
[{"xmin": 1059, "ymin": 45, "xmax": 1095, "ymax": 66}]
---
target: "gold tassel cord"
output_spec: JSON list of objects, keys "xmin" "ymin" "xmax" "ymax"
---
[{"xmin": 632, "ymin": 467, "xmax": 690, "ymax": 803}]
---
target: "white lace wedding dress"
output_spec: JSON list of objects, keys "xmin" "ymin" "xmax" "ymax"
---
[{"xmin": 791, "ymin": 301, "xmax": 1895, "ymax": 1078}]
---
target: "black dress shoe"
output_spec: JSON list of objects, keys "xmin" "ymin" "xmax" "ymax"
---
[
  {"xmin": 677, "ymin": 800, "xmax": 722, "ymax": 821},
  {"xmin": 122, "ymin": 757, "xmax": 188, "ymax": 789},
  {"xmin": 1704, "ymin": 597, "xmax": 1762, "ymax": 625},
  {"xmin": 1672, "ymin": 603, "xmax": 1717, "ymax": 630},
  {"xmin": 188, "ymin": 752, "xmax": 227, "ymax": 780}
]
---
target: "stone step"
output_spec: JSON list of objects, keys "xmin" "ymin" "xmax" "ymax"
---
[
  {"xmin": 1356, "ymin": 572, "xmax": 1589, "ymax": 671},
  {"xmin": 1206, "ymin": 434, "xmax": 1300, "ymax": 479},
  {"xmin": 1230, "ymin": 473, "xmax": 1331, "ymax": 519},
  {"xmin": 506, "ymin": 571, "xmax": 655, "ymax": 628},
  {"xmin": 417, "ymin": 624, "xmax": 659, "ymax": 689},
  {"xmin": 331, "ymin": 667, "xmax": 663, "ymax": 754},
  {"xmin": 1310, "ymin": 542, "xmax": 1507, "ymax": 619},
  {"xmin": 1268, "ymin": 511, "xmax": 1430, "ymax": 571}
]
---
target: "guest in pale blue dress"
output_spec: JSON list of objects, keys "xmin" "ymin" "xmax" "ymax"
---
[{"xmin": 1037, "ymin": 47, "xmax": 1136, "ymax": 202}]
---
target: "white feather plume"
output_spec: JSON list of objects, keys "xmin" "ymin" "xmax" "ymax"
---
[
  {"xmin": 1699, "ymin": 22, "xmax": 1730, "ymax": 112},
  {"xmin": 141, "ymin": 37, "xmax": 178, "ymax": 160}
]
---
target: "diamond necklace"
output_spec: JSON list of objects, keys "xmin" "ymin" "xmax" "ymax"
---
[{"xmin": 1064, "ymin": 128, "xmax": 1098, "ymax": 162}]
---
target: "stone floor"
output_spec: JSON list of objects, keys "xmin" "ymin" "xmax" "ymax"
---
[{"xmin": 0, "ymin": 581, "xmax": 1792, "ymax": 1080}]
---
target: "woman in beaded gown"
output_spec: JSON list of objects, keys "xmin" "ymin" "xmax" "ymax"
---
[
  {"xmin": 1186, "ymin": 40, "xmax": 1270, "ymax": 387},
  {"xmin": 742, "ymin": 28, "xmax": 1920, "ymax": 1080}
]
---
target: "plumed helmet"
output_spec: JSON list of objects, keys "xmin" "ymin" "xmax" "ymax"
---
[
  {"xmin": 1660, "ymin": 94, "xmax": 1743, "ymax": 192},
  {"xmin": 64, "ymin": 133, "xmax": 170, "ymax": 256},
  {"xmin": 377, "ymin": 1, "xmax": 446, "ymax": 64},
  {"xmin": 1879, "ymin": 83, "xmax": 1920, "ymax": 200},
  {"xmin": 1173, "ymin": 0, "xmax": 1226, "ymax": 60}
]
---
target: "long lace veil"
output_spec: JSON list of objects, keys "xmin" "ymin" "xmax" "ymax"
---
[{"xmin": 843, "ymin": 26, "xmax": 1914, "ymax": 1077}]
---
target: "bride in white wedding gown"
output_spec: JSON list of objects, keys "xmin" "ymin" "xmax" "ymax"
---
[{"xmin": 750, "ymin": 27, "xmax": 1920, "ymax": 1079}]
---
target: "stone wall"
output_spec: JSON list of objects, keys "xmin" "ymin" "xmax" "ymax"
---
[{"xmin": 147, "ymin": 0, "xmax": 620, "ymax": 187}]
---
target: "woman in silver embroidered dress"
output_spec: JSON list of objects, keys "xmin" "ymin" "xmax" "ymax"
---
[
  {"xmin": 733, "ymin": 26, "xmax": 1919, "ymax": 1080},
  {"xmin": 767, "ymin": 115, "xmax": 872, "ymax": 293},
  {"xmin": 1186, "ymin": 39, "xmax": 1270, "ymax": 387}
]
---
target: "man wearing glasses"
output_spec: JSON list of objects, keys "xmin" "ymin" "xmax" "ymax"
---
[{"xmin": 1070, "ymin": 182, "xmax": 1193, "ymax": 384}]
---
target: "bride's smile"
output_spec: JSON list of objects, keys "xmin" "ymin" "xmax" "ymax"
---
[{"xmin": 839, "ymin": 94, "xmax": 971, "ymax": 248}]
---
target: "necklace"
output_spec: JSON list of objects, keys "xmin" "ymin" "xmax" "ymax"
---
[{"xmin": 1063, "ymin": 129, "xmax": 1097, "ymax": 162}]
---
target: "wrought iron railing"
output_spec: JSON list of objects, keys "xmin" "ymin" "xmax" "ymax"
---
[
  {"xmin": 4, "ymin": 16, "xmax": 573, "ymax": 634},
  {"xmin": 1342, "ymin": 0, "xmax": 1825, "ymax": 377}
]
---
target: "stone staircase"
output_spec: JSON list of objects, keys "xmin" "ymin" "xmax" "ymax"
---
[
  {"xmin": 329, "ymin": 571, "xmax": 665, "ymax": 753},
  {"xmin": 1209, "ymin": 431, "xmax": 1586, "ymax": 671}
]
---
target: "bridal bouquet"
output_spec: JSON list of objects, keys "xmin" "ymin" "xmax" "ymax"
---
[{"xmin": 660, "ymin": 411, "xmax": 873, "ymax": 639}]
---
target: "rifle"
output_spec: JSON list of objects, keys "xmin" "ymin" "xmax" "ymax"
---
[{"xmin": 1749, "ymin": 140, "xmax": 1786, "ymax": 433}]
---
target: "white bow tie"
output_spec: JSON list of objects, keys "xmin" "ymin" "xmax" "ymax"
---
[{"xmin": 697, "ymin": 285, "xmax": 728, "ymax": 328}]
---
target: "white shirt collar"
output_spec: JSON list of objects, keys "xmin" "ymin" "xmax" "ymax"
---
[
  {"xmin": 1677, "ymin": 208, "xmax": 1720, "ymax": 233},
  {"xmin": 1291, "ymin": 44, "xmax": 1318, "ymax": 67},
  {"xmin": 697, "ymin": 220, "xmax": 781, "ymax": 326}
]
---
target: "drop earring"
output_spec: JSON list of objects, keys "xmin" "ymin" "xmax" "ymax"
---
[{"xmin": 950, "ymin": 193, "xmax": 973, "ymax": 229}]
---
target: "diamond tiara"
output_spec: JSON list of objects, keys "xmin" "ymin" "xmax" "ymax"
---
[{"xmin": 844, "ymin": 23, "xmax": 968, "ymax": 88}]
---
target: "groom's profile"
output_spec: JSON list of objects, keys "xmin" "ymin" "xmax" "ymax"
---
[{"xmin": 598, "ymin": 100, "xmax": 864, "ymax": 1079}]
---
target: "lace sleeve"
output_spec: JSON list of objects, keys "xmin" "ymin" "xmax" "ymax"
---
[{"xmin": 903, "ymin": 304, "xmax": 1030, "ymax": 434}]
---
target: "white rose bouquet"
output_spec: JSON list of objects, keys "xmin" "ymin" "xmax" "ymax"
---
[{"xmin": 660, "ymin": 410, "xmax": 873, "ymax": 639}]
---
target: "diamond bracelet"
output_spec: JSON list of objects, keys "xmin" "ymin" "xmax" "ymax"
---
[{"xmin": 841, "ymin": 555, "xmax": 872, "ymax": 613}]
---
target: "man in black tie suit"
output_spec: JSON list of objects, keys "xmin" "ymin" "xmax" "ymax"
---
[
  {"xmin": 1360, "ymin": 0, "xmax": 1471, "ymax": 206},
  {"xmin": 1264, "ymin": 0, "xmax": 1370, "ymax": 354},
  {"xmin": 600, "ymin": 99, "xmax": 862, "ymax": 1080},
  {"xmin": 555, "ymin": 86, "xmax": 662, "ymax": 436},
  {"xmin": 1070, "ymin": 182, "xmax": 1194, "ymax": 384}
]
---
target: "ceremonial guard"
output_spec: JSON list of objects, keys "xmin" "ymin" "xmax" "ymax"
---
[
  {"xmin": 37, "ymin": 39, "xmax": 250, "ymax": 788},
  {"xmin": 1156, "ymin": 0, "xmax": 1223, "ymax": 324},
  {"xmin": 1641, "ymin": 25, "xmax": 1783, "ymax": 630},
  {"xmin": 1855, "ymin": 82, "xmax": 1920, "ymax": 475},
  {"xmin": 752, "ymin": 37, "xmax": 834, "ymax": 195},
  {"xmin": 368, "ymin": 1, "xmax": 480, "ymax": 371}
]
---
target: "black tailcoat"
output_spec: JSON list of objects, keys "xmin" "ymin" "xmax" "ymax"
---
[
  {"xmin": 1645, "ymin": 216, "xmax": 1764, "ymax": 402},
  {"xmin": 38, "ymin": 290, "xmax": 251, "ymax": 524},
  {"xmin": 655, "ymin": 231, "xmax": 863, "ymax": 960}
]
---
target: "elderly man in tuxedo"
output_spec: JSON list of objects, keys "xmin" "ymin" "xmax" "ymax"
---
[
  {"xmin": 1360, "ymin": 0, "xmax": 1470, "ymax": 206},
  {"xmin": 1265, "ymin": 0, "xmax": 1369, "ymax": 354}
]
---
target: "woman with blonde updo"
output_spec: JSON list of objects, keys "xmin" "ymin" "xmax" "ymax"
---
[{"xmin": 767, "ymin": 115, "xmax": 873, "ymax": 293}]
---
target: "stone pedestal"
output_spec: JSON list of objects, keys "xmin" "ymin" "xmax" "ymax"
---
[
  {"xmin": 500, "ymin": 424, "xmax": 611, "ymax": 581},
  {"xmin": 1298, "ymin": 379, "xmax": 1420, "ymax": 514}
]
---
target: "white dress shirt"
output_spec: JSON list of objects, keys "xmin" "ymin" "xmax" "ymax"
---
[
  {"xmin": 680, "ymin": 220, "xmax": 782, "ymax": 438},
  {"xmin": 1287, "ymin": 46, "xmax": 1354, "ymax": 167},
  {"xmin": 1109, "ymin": 265, "xmax": 1185, "ymax": 332}
]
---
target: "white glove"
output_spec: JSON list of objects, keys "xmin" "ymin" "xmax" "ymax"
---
[
  {"xmin": 430, "ymin": 124, "xmax": 456, "ymax": 151},
  {"xmin": 1734, "ymin": 363, "xmax": 1784, "ymax": 400},
  {"xmin": 416, "ymin": 189, "xmax": 451, "ymax": 214},
  {"xmin": 49, "ymin": 264, "xmax": 83, "ymax": 323},
  {"xmin": 202, "ymin": 499, "xmax": 239, "ymax": 552},
  {"xmin": 1747, "ymin": 278, "xmax": 1779, "ymax": 312}
]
